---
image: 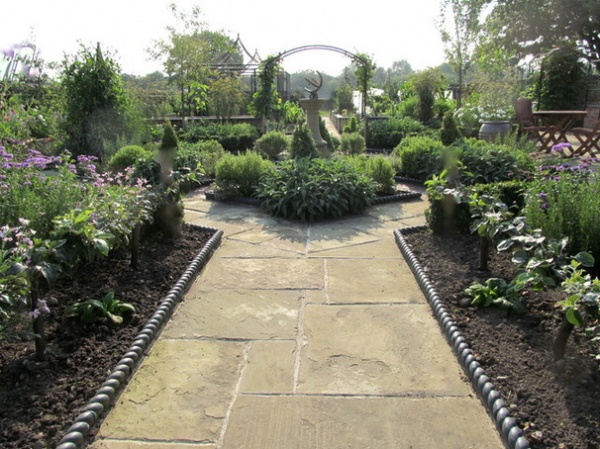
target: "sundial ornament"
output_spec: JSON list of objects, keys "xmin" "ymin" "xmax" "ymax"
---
[{"xmin": 304, "ymin": 71, "xmax": 323, "ymax": 99}]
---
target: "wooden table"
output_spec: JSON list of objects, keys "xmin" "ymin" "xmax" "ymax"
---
[{"xmin": 533, "ymin": 110, "xmax": 588, "ymax": 152}]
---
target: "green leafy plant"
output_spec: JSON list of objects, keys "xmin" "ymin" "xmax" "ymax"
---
[
  {"xmin": 340, "ymin": 132, "xmax": 366, "ymax": 155},
  {"xmin": 108, "ymin": 145, "xmax": 152, "ymax": 172},
  {"xmin": 440, "ymin": 111, "xmax": 461, "ymax": 145},
  {"xmin": 256, "ymin": 158, "xmax": 375, "ymax": 222},
  {"xmin": 465, "ymin": 277, "xmax": 525, "ymax": 314},
  {"xmin": 365, "ymin": 156, "xmax": 395, "ymax": 195},
  {"xmin": 214, "ymin": 151, "xmax": 272, "ymax": 198},
  {"xmin": 66, "ymin": 291, "xmax": 135, "ymax": 325},
  {"xmin": 555, "ymin": 260, "xmax": 600, "ymax": 360},
  {"xmin": 254, "ymin": 130, "xmax": 289, "ymax": 159},
  {"xmin": 393, "ymin": 136, "xmax": 445, "ymax": 180},
  {"xmin": 343, "ymin": 116, "xmax": 359, "ymax": 134},
  {"xmin": 290, "ymin": 123, "xmax": 319, "ymax": 159}
]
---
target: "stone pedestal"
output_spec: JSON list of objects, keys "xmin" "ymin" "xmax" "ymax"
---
[{"xmin": 300, "ymin": 98, "xmax": 328, "ymax": 152}]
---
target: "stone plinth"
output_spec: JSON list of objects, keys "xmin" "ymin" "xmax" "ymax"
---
[{"xmin": 300, "ymin": 98, "xmax": 327, "ymax": 152}]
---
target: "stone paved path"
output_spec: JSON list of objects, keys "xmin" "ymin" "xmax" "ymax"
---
[{"xmin": 89, "ymin": 190, "xmax": 504, "ymax": 449}]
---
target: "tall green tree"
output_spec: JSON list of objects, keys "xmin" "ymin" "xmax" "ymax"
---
[
  {"xmin": 249, "ymin": 55, "xmax": 281, "ymax": 129},
  {"xmin": 149, "ymin": 3, "xmax": 239, "ymax": 116},
  {"xmin": 478, "ymin": 0, "xmax": 600, "ymax": 69},
  {"xmin": 354, "ymin": 53, "xmax": 376, "ymax": 118},
  {"xmin": 208, "ymin": 75, "xmax": 245, "ymax": 121},
  {"xmin": 61, "ymin": 43, "xmax": 133, "ymax": 160},
  {"xmin": 439, "ymin": 0, "xmax": 485, "ymax": 107}
]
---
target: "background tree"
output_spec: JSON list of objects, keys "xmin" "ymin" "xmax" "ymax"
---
[
  {"xmin": 439, "ymin": 0, "xmax": 484, "ymax": 107},
  {"xmin": 208, "ymin": 75, "xmax": 245, "ymax": 121},
  {"xmin": 354, "ymin": 53, "xmax": 376, "ymax": 118},
  {"xmin": 332, "ymin": 83, "xmax": 355, "ymax": 114},
  {"xmin": 60, "ymin": 42, "xmax": 133, "ymax": 160},
  {"xmin": 478, "ymin": 0, "xmax": 600, "ymax": 69},
  {"xmin": 410, "ymin": 68, "xmax": 445, "ymax": 125},
  {"xmin": 149, "ymin": 3, "xmax": 239, "ymax": 116}
]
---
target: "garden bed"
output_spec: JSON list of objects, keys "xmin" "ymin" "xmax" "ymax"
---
[
  {"xmin": 0, "ymin": 225, "xmax": 216, "ymax": 449},
  {"xmin": 402, "ymin": 229, "xmax": 600, "ymax": 449}
]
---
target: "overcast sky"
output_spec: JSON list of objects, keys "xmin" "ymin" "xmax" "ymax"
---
[{"xmin": 1, "ymin": 0, "xmax": 446, "ymax": 77}]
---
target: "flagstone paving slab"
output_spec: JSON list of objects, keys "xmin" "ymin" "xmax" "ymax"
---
[
  {"xmin": 239, "ymin": 340, "xmax": 296, "ymax": 394},
  {"xmin": 307, "ymin": 239, "xmax": 402, "ymax": 258},
  {"xmin": 220, "ymin": 395, "xmax": 504, "ymax": 449},
  {"xmin": 90, "ymin": 441, "xmax": 216, "ymax": 449},
  {"xmin": 96, "ymin": 340, "xmax": 245, "ymax": 442},
  {"xmin": 325, "ymin": 258, "xmax": 423, "ymax": 304},
  {"xmin": 163, "ymin": 289, "xmax": 300, "ymax": 340},
  {"xmin": 297, "ymin": 304, "xmax": 469, "ymax": 395},
  {"xmin": 200, "ymin": 258, "xmax": 324, "ymax": 290},
  {"xmin": 307, "ymin": 226, "xmax": 380, "ymax": 253},
  {"xmin": 215, "ymin": 239, "xmax": 301, "ymax": 259}
]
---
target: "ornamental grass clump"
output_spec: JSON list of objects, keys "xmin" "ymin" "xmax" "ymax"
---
[{"xmin": 256, "ymin": 158, "xmax": 375, "ymax": 222}]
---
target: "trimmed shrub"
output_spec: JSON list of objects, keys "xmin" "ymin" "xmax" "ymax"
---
[
  {"xmin": 367, "ymin": 117, "xmax": 426, "ymax": 149},
  {"xmin": 254, "ymin": 131, "xmax": 289, "ymax": 159},
  {"xmin": 215, "ymin": 151, "xmax": 273, "ymax": 198},
  {"xmin": 340, "ymin": 132, "xmax": 366, "ymax": 155},
  {"xmin": 160, "ymin": 120, "xmax": 178, "ymax": 151},
  {"xmin": 456, "ymin": 138, "xmax": 534, "ymax": 185},
  {"xmin": 290, "ymin": 123, "xmax": 319, "ymax": 159},
  {"xmin": 470, "ymin": 180, "xmax": 528, "ymax": 213},
  {"xmin": 182, "ymin": 121, "xmax": 259, "ymax": 153},
  {"xmin": 393, "ymin": 136, "xmax": 446, "ymax": 180},
  {"xmin": 343, "ymin": 116, "xmax": 359, "ymax": 133},
  {"xmin": 256, "ymin": 158, "xmax": 375, "ymax": 222},
  {"xmin": 108, "ymin": 145, "xmax": 152, "ymax": 172},
  {"xmin": 366, "ymin": 156, "xmax": 396, "ymax": 195},
  {"xmin": 440, "ymin": 111, "xmax": 461, "ymax": 145}
]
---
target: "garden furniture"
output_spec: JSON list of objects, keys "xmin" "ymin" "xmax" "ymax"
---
[
  {"xmin": 515, "ymin": 98, "xmax": 559, "ymax": 152},
  {"xmin": 571, "ymin": 118, "xmax": 600, "ymax": 157},
  {"xmin": 532, "ymin": 109, "xmax": 588, "ymax": 153}
]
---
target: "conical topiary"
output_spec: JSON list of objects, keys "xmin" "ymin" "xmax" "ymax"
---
[
  {"xmin": 160, "ymin": 120, "xmax": 179, "ymax": 151},
  {"xmin": 290, "ymin": 123, "xmax": 319, "ymax": 159},
  {"xmin": 440, "ymin": 111, "xmax": 461, "ymax": 145}
]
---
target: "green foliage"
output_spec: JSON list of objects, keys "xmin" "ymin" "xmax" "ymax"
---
[
  {"xmin": 470, "ymin": 180, "xmax": 528, "ymax": 213},
  {"xmin": 250, "ymin": 56, "xmax": 281, "ymax": 122},
  {"xmin": 455, "ymin": 138, "xmax": 534, "ymax": 185},
  {"xmin": 410, "ymin": 68, "xmax": 445, "ymax": 125},
  {"xmin": 536, "ymin": 46, "xmax": 585, "ymax": 110},
  {"xmin": 182, "ymin": 121, "xmax": 260, "ymax": 153},
  {"xmin": 340, "ymin": 132, "xmax": 366, "ymax": 155},
  {"xmin": 343, "ymin": 116, "xmax": 359, "ymax": 134},
  {"xmin": 214, "ymin": 151, "xmax": 273, "ymax": 198},
  {"xmin": 465, "ymin": 278, "xmax": 525, "ymax": 314},
  {"xmin": 523, "ymin": 167, "xmax": 600, "ymax": 261},
  {"xmin": 61, "ymin": 43, "xmax": 134, "ymax": 161},
  {"xmin": 368, "ymin": 116, "xmax": 427, "ymax": 149},
  {"xmin": 254, "ymin": 131, "xmax": 289, "ymax": 159},
  {"xmin": 290, "ymin": 123, "xmax": 319, "ymax": 159},
  {"xmin": 440, "ymin": 111, "xmax": 461, "ymax": 145},
  {"xmin": 177, "ymin": 140, "xmax": 225, "ymax": 179},
  {"xmin": 108, "ymin": 145, "xmax": 151, "ymax": 172},
  {"xmin": 160, "ymin": 120, "xmax": 179, "ymax": 151},
  {"xmin": 256, "ymin": 158, "xmax": 375, "ymax": 222},
  {"xmin": 319, "ymin": 117, "xmax": 335, "ymax": 152},
  {"xmin": 66, "ymin": 291, "xmax": 135, "ymax": 325},
  {"xmin": 560, "ymin": 262, "xmax": 600, "ymax": 331},
  {"xmin": 365, "ymin": 156, "xmax": 396, "ymax": 195},
  {"xmin": 393, "ymin": 136, "xmax": 446, "ymax": 180}
]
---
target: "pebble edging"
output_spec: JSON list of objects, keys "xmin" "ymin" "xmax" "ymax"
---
[
  {"xmin": 394, "ymin": 226, "xmax": 530, "ymax": 449},
  {"xmin": 55, "ymin": 225, "xmax": 223, "ymax": 449}
]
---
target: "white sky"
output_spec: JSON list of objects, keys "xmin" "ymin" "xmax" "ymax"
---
[{"xmin": 1, "ymin": 0, "xmax": 446, "ymax": 77}]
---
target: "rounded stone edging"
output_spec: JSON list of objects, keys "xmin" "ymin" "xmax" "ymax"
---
[
  {"xmin": 55, "ymin": 225, "xmax": 224, "ymax": 449},
  {"xmin": 394, "ymin": 226, "xmax": 530, "ymax": 449}
]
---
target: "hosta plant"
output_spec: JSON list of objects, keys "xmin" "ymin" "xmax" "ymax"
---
[{"xmin": 66, "ymin": 291, "xmax": 136, "ymax": 325}]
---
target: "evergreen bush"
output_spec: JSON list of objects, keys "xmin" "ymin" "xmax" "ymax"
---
[
  {"xmin": 215, "ymin": 151, "xmax": 273, "ymax": 198},
  {"xmin": 256, "ymin": 158, "xmax": 375, "ymax": 222},
  {"xmin": 290, "ymin": 123, "xmax": 319, "ymax": 159},
  {"xmin": 254, "ymin": 131, "xmax": 289, "ymax": 159},
  {"xmin": 365, "ymin": 156, "xmax": 396, "ymax": 195},
  {"xmin": 440, "ymin": 112, "xmax": 461, "ymax": 145},
  {"xmin": 393, "ymin": 136, "xmax": 446, "ymax": 180},
  {"xmin": 340, "ymin": 132, "xmax": 366, "ymax": 155},
  {"xmin": 108, "ymin": 145, "xmax": 152, "ymax": 172}
]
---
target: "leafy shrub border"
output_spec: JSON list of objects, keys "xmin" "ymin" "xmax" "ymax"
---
[
  {"xmin": 55, "ymin": 225, "xmax": 223, "ymax": 449},
  {"xmin": 394, "ymin": 226, "xmax": 530, "ymax": 449}
]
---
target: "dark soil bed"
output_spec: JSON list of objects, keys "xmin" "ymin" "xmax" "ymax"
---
[
  {"xmin": 0, "ymin": 225, "xmax": 214, "ymax": 449},
  {"xmin": 404, "ymin": 230, "xmax": 600, "ymax": 449}
]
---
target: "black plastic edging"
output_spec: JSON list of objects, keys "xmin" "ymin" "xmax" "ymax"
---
[
  {"xmin": 394, "ymin": 226, "xmax": 530, "ymax": 449},
  {"xmin": 55, "ymin": 225, "xmax": 223, "ymax": 449}
]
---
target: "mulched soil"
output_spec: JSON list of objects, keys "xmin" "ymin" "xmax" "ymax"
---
[
  {"xmin": 0, "ymin": 225, "xmax": 213, "ymax": 449},
  {"xmin": 404, "ymin": 230, "xmax": 600, "ymax": 449}
]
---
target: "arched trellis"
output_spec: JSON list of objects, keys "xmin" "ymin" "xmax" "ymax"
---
[
  {"xmin": 274, "ymin": 44, "xmax": 365, "ymax": 64},
  {"xmin": 272, "ymin": 45, "xmax": 371, "ymax": 116}
]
